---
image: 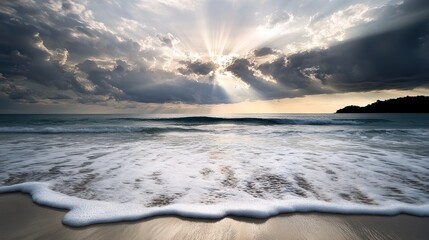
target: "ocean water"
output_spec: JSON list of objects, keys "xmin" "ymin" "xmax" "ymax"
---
[{"xmin": 0, "ymin": 114, "xmax": 428, "ymax": 226}]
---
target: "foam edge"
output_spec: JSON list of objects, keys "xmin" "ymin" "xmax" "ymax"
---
[{"xmin": 1, "ymin": 182, "xmax": 429, "ymax": 227}]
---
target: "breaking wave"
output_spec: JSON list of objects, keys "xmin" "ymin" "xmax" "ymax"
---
[
  {"xmin": 113, "ymin": 116, "xmax": 390, "ymax": 126},
  {"xmin": 0, "ymin": 126, "xmax": 206, "ymax": 134}
]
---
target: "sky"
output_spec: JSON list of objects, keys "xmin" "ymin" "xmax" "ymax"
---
[{"xmin": 0, "ymin": 0, "xmax": 428, "ymax": 114}]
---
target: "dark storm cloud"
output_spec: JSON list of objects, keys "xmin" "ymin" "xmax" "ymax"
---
[
  {"xmin": 1, "ymin": 0, "xmax": 428, "ymax": 110},
  {"xmin": 253, "ymin": 47, "xmax": 278, "ymax": 57},
  {"xmin": 0, "ymin": 81, "xmax": 39, "ymax": 103},
  {"xmin": 403, "ymin": 0, "xmax": 429, "ymax": 10},
  {"xmin": 225, "ymin": 58, "xmax": 281, "ymax": 98},
  {"xmin": 226, "ymin": 0, "xmax": 429, "ymax": 98},
  {"xmin": 0, "ymin": 18, "xmax": 79, "ymax": 91},
  {"xmin": 279, "ymin": 23, "xmax": 429, "ymax": 92},
  {"xmin": 178, "ymin": 60, "xmax": 217, "ymax": 75},
  {"xmin": 0, "ymin": 0, "xmax": 138, "ymax": 97},
  {"xmin": 0, "ymin": 1, "xmax": 141, "ymax": 63},
  {"xmin": 272, "ymin": 0, "xmax": 429, "ymax": 93},
  {"xmin": 47, "ymin": 93, "xmax": 73, "ymax": 100},
  {"xmin": 5, "ymin": 87, "xmax": 36, "ymax": 102},
  {"xmin": 226, "ymin": 58, "xmax": 327, "ymax": 99},
  {"xmin": 77, "ymin": 60, "xmax": 229, "ymax": 104},
  {"xmin": 0, "ymin": 0, "xmax": 230, "ymax": 105}
]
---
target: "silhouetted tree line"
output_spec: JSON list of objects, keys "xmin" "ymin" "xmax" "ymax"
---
[{"xmin": 336, "ymin": 96, "xmax": 429, "ymax": 113}]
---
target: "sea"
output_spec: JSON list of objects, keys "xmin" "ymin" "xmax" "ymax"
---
[{"xmin": 0, "ymin": 114, "xmax": 428, "ymax": 226}]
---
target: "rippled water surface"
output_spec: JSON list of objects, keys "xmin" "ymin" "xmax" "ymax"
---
[{"xmin": 1, "ymin": 114, "xmax": 428, "ymax": 208}]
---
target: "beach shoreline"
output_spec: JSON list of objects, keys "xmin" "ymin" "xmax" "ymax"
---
[{"xmin": 1, "ymin": 193, "xmax": 428, "ymax": 240}]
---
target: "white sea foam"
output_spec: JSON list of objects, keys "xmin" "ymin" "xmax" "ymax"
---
[
  {"xmin": 1, "ymin": 114, "xmax": 429, "ymax": 226},
  {"xmin": 1, "ymin": 182, "xmax": 428, "ymax": 227}
]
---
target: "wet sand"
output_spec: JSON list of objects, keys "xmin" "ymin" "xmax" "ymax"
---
[{"xmin": 1, "ymin": 193, "xmax": 428, "ymax": 240}]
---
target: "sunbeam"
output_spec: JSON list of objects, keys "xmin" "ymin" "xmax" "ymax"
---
[{"xmin": 0, "ymin": 0, "xmax": 427, "ymax": 113}]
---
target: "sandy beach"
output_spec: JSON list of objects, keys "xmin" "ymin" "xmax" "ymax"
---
[{"xmin": 0, "ymin": 193, "xmax": 427, "ymax": 240}]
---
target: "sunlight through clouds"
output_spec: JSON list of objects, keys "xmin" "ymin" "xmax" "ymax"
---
[{"xmin": 0, "ymin": 0, "xmax": 428, "ymax": 113}]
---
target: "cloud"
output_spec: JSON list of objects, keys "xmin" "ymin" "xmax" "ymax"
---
[
  {"xmin": 77, "ymin": 59, "xmax": 229, "ymax": 104},
  {"xmin": 178, "ymin": 60, "xmax": 217, "ymax": 75},
  {"xmin": 305, "ymin": 4, "xmax": 373, "ymax": 46},
  {"xmin": 0, "ymin": 0, "xmax": 142, "ymax": 93},
  {"xmin": 226, "ymin": 56, "xmax": 330, "ymax": 99},
  {"xmin": 137, "ymin": 0, "xmax": 197, "ymax": 12},
  {"xmin": 266, "ymin": 11, "xmax": 292, "ymax": 28},
  {"xmin": 224, "ymin": 0, "xmax": 429, "ymax": 99},
  {"xmin": 0, "ymin": 80, "xmax": 41, "ymax": 103},
  {"xmin": 253, "ymin": 47, "xmax": 278, "ymax": 57},
  {"xmin": 0, "ymin": 0, "xmax": 229, "ymax": 105},
  {"xmin": 277, "ymin": 0, "xmax": 429, "ymax": 93},
  {"xmin": 157, "ymin": 33, "xmax": 179, "ymax": 48},
  {"xmin": 0, "ymin": 0, "xmax": 428, "ymax": 111},
  {"xmin": 0, "ymin": 12, "xmax": 79, "ymax": 90},
  {"xmin": 47, "ymin": 93, "xmax": 73, "ymax": 100}
]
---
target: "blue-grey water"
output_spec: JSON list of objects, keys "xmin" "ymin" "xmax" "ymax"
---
[{"xmin": 0, "ymin": 114, "xmax": 428, "ymax": 225}]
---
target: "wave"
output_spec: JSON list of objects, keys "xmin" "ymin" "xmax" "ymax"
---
[
  {"xmin": 1, "ymin": 182, "xmax": 428, "ymax": 227},
  {"xmin": 0, "ymin": 126, "xmax": 206, "ymax": 134},
  {"xmin": 113, "ymin": 117, "xmax": 390, "ymax": 126},
  {"xmin": 0, "ymin": 116, "xmax": 391, "ymax": 127}
]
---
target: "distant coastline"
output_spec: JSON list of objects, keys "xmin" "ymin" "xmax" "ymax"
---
[{"xmin": 336, "ymin": 96, "xmax": 429, "ymax": 113}]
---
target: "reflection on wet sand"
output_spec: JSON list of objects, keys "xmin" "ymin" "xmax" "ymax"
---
[{"xmin": 1, "ymin": 194, "xmax": 428, "ymax": 240}]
